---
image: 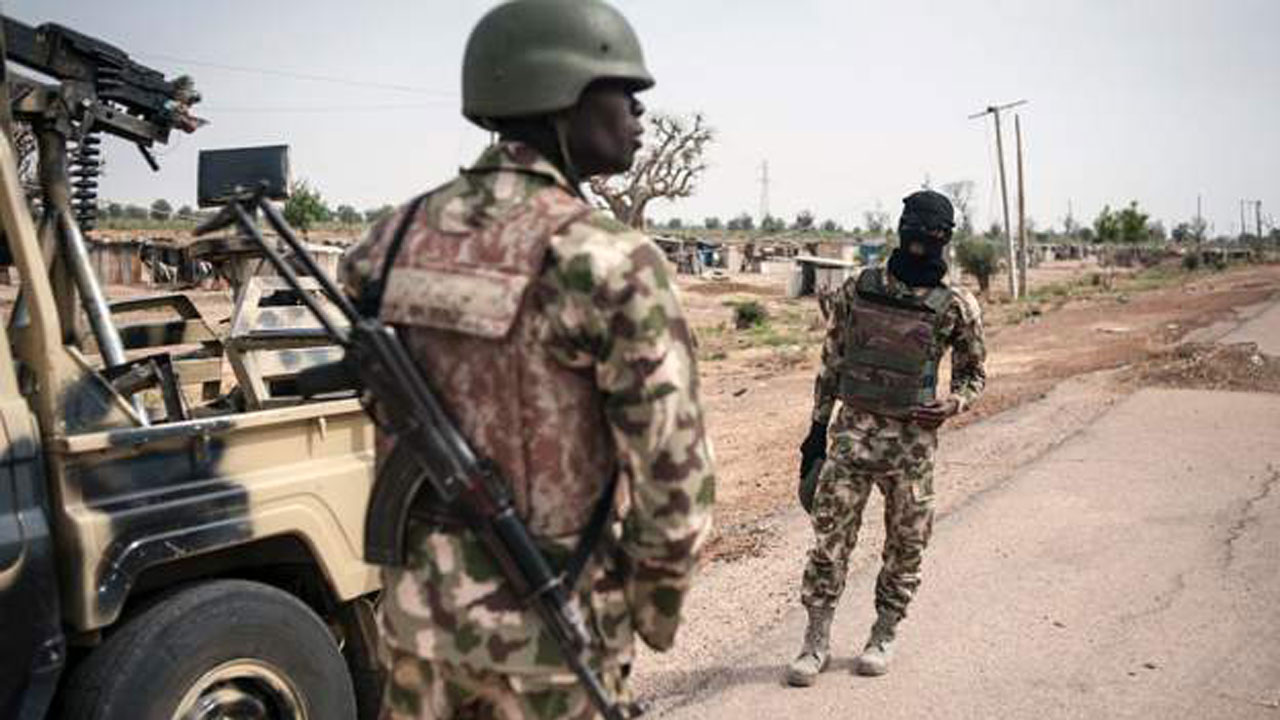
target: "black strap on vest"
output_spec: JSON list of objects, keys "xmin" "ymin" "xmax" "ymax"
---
[
  {"xmin": 562, "ymin": 473, "xmax": 619, "ymax": 589},
  {"xmin": 366, "ymin": 190, "xmax": 616, "ymax": 588},
  {"xmin": 357, "ymin": 193, "xmax": 429, "ymax": 317}
]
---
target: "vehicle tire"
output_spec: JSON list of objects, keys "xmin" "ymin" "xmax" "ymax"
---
[{"xmin": 60, "ymin": 579, "xmax": 356, "ymax": 720}]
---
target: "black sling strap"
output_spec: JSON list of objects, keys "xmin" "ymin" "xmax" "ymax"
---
[{"xmin": 357, "ymin": 193, "xmax": 429, "ymax": 317}]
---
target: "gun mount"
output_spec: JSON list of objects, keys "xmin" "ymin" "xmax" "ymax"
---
[{"xmin": 2, "ymin": 15, "xmax": 204, "ymax": 418}]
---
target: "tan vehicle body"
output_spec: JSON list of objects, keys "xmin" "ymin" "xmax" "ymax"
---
[{"xmin": 0, "ymin": 123, "xmax": 383, "ymax": 717}]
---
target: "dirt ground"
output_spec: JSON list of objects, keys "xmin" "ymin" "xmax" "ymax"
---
[
  {"xmin": 12, "ymin": 257, "xmax": 1278, "ymax": 564},
  {"xmin": 679, "ymin": 260, "xmax": 1280, "ymax": 561}
]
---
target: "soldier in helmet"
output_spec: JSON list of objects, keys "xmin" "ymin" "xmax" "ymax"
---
[
  {"xmin": 340, "ymin": 1, "xmax": 715, "ymax": 717},
  {"xmin": 787, "ymin": 190, "xmax": 986, "ymax": 686}
]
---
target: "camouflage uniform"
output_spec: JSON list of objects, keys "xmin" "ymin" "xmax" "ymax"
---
[
  {"xmin": 341, "ymin": 141, "xmax": 714, "ymax": 720},
  {"xmin": 802, "ymin": 267, "xmax": 984, "ymax": 617}
]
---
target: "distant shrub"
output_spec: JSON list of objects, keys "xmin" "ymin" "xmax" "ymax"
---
[
  {"xmin": 955, "ymin": 239, "xmax": 999, "ymax": 296},
  {"xmin": 732, "ymin": 301, "xmax": 768, "ymax": 329}
]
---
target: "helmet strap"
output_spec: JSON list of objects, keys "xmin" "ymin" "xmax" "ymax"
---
[{"xmin": 553, "ymin": 114, "xmax": 583, "ymax": 188}]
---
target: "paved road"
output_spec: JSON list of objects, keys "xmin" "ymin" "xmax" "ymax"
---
[
  {"xmin": 661, "ymin": 388, "xmax": 1280, "ymax": 719},
  {"xmin": 1223, "ymin": 298, "xmax": 1280, "ymax": 355}
]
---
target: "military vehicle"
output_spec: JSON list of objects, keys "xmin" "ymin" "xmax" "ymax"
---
[{"xmin": 0, "ymin": 17, "xmax": 382, "ymax": 720}]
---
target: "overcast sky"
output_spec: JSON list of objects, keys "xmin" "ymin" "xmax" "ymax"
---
[{"xmin": 9, "ymin": 0, "xmax": 1278, "ymax": 235}]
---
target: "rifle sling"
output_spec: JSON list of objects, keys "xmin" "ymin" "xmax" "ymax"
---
[
  {"xmin": 359, "ymin": 193, "xmax": 428, "ymax": 316},
  {"xmin": 562, "ymin": 473, "xmax": 618, "ymax": 589}
]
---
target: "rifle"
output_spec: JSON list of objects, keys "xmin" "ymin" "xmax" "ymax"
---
[{"xmin": 195, "ymin": 191, "xmax": 634, "ymax": 720}]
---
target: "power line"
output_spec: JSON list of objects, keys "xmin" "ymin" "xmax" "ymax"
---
[
  {"xmin": 202, "ymin": 103, "xmax": 448, "ymax": 114},
  {"xmin": 136, "ymin": 51, "xmax": 456, "ymax": 97}
]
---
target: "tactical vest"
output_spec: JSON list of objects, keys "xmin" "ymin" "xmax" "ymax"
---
[
  {"xmin": 376, "ymin": 186, "xmax": 617, "ymax": 539},
  {"xmin": 837, "ymin": 268, "xmax": 951, "ymax": 419}
]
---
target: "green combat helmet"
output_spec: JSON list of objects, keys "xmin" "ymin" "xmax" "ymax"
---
[{"xmin": 462, "ymin": 0, "xmax": 655, "ymax": 128}]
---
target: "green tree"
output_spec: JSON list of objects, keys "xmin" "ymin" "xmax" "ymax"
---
[
  {"xmin": 284, "ymin": 180, "xmax": 332, "ymax": 233},
  {"xmin": 820, "ymin": 219, "xmax": 842, "ymax": 233},
  {"xmin": 1094, "ymin": 201, "xmax": 1150, "ymax": 244},
  {"xmin": 666, "ymin": 217, "xmax": 684, "ymax": 229},
  {"xmin": 760, "ymin": 214, "xmax": 786, "ymax": 232},
  {"xmin": 176, "ymin": 205, "xmax": 195, "ymax": 220},
  {"xmin": 1093, "ymin": 206, "xmax": 1117, "ymax": 243},
  {"xmin": 106, "ymin": 202, "xmax": 124, "ymax": 219},
  {"xmin": 703, "ymin": 216, "xmax": 722, "ymax": 230},
  {"xmin": 150, "ymin": 198, "xmax": 173, "ymax": 221},
  {"xmin": 364, "ymin": 205, "xmax": 395, "ymax": 224},
  {"xmin": 792, "ymin": 210, "xmax": 815, "ymax": 231},
  {"xmin": 727, "ymin": 213, "xmax": 755, "ymax": 231},
  {"xmin": 956, "ymin": 238, "xmax": 999, "ymax": 297},
  {"xmin": 124, "ymin": 204, "xmax": 148, "ymax": 220},
  {"xmin": 336, "ymin": 204, "xmax": 362, "ymax": 225}
]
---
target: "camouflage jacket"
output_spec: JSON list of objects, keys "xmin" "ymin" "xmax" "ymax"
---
[
  {"xmin": 341, "ymin": 142, "xmax": 714, "ymax": 676},
  {"xmin": 813, "ymin": 266, "xmax": 986, "ymax": 442}
]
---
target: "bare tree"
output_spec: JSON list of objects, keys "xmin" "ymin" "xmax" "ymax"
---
[
  {"xmin": 940, "ymin": 180, "xmax": 975, "ymax": 237},
  {"xmin": 863, "ymin": 209, "xmax": 890, "ymax": 234},
  {"xmin": 588, "ymin": 112, "xmax": 712, "ymax": 229}
]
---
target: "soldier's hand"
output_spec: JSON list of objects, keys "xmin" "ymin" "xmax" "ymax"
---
[
  {"xmin": 798, "ymin": 421, "xmax": 828, "ymax": 479},
  {"xmin": 910, "ymin": 397, "xmax": 960, "ymax": 429}
]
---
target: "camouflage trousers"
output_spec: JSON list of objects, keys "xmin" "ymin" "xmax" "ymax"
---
[
  {"xmin": 800, "ymin": 409, "xmax": 937, "ymax": 616},
  {"xmin": 381, "ymin": 647, "xmax": 630, "ymax": 720}
]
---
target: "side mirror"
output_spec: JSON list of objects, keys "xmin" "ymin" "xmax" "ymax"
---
[{"xmin": 197, "ymin": 145, "xmax": 291, "ymax": 207}]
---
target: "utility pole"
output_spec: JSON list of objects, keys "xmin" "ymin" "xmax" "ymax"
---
[
  {"xmin": 758, "ymin": 161, "xmax": 770, "ymax": 223},
  {"xmin": 1196, "ymin": 194, "xmax": 1203, "ymax": 244},
  {"xmin": 1254, "ymin": 200, "xmax": 1263, "ymax": 239},
  {"xmin": 1015, "ymin": 113, "xmax": 1028, "ymax": 295},
  {"xmin": 1240, "ymin": 199, "xmax": 1247, "ymax": 240},
  {"xmin": 970, "ymin": 99, "xmax": 1027, "ymax": 298}
]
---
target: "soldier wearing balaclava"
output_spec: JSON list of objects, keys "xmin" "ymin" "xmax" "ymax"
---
[{"xmin": 788, "ymin": 189, "xmax": 987, "ymax": 686}]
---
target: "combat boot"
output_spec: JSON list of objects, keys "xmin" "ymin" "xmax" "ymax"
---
[
  {"xmin": 853, "ymin": 610, "xmax": 901, "ymax": 677},
  {"xmin": 785, "ymin": 606, "xmax": 833, "ymax": 687}
]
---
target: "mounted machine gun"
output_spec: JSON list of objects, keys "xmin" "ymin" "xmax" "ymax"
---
[{"xmin": 3, "ymin": 17, "xmax": 203, "ymax": 406}]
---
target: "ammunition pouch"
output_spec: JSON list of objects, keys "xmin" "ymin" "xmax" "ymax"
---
[{"xmin": 837, "ymin": 366, "xmax": 938, "ymax": 408}]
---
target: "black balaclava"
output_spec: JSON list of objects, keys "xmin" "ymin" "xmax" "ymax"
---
[{"xmin": 888, "ymin": 190, "xmax": 955, "ymax": 288}]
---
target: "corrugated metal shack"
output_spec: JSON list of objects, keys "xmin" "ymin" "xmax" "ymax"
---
[
  {"xmin": 79, "ymin": 233, "xmax": 347, "ymax": 289},
  {"xmin": 789, "ymin": 255, "xmax": 860, "ymax": 298},
  {"xmin": 89, "ymin": 237, "xmax": 148, "ymax": 285},
  {"xmin": 653, "ymin": 235, "xmax": 725, "ymax": 275}
]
